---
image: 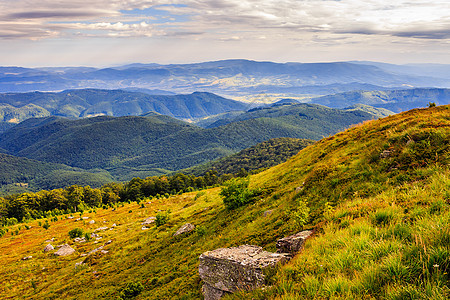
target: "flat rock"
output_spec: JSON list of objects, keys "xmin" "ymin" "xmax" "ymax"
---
[
  {"xmin": 174, "ymin": 223, "xmax": 195, "ymax": 236},
  {"xmin": 88, "ymin": 220, "xmax": 95, "ymax": 224},
  {"xmin": 43, "ymin": 244, "xmax": 54, "ymax": 252},
  {"xmin": 22, "ymin": 256, "xmax": 32, "ymax": 260},
  {"xmin": 54, "ymin": 244, "xmax": 75, "ymax": 256},
  {"xmin": 276, "ymin": 230, "xmax": 313, "ymax": 255},
  {"xmin": 94, "ymin": 227, "xmax": 109, "ymax": 232},
  {"xmin": 142, "ymin": 217, "xmax": 156, "ymax": 225},
  {"xmin": 74, "ymin": 237, "xmax": 86, "ymax": 243},
  {"xmin": 199, "ymin": 245, "xmax": 290, "ymax": 293}
]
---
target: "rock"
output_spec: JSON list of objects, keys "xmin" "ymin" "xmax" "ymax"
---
[
  {"xmin": 81, "ymin": 216, "xmax": 89, "ymax": 220},
  {"xmin": 202, "ymin": 283, "xmax": 230, "ymax": 300},
  {"xmin": 67, "ymin": 216, "xmax": 74, "ymax": 219},
  {"xmin": 88, "ymin": 220, "xmax": 95, "ymax": 224},
  {"xmin": 54, "ymin": 244, "xmax": 75, "ymax": 256},
  {"xmin": 141, "ymin": 226, "xmax": 149, "ymax": 230},
  {"xmin": 22, "ymin": 256, "xmax": 32, "ymax": 260},
  {"xmin": 199, "ymin": 245, "xmax": 290, "ymax": 295},
  {"xmin": 91, "ymin": 233, "xmax": 99, "ymax": 239},
  {"xmin": 74, "ymin": 237, "xmax": 86, "ymax": 243},
  {"xmin": 45, "ymin": 237, "xmax": 55, "ymax": 243},
  {"xmin": 43, "ymin": 244, "xmax": 54, "ymax": 252},
  {"xmin": 276, "ymin": 230, "xmax": 313, "ymax": 256},
  {"xmin": 380, "ymin": 150, "xmax": 392, "ymax": 159},
  {"xmin": 105, "ymin": 240, "xmax": 112, "ymax": 245},
  {"xmin": 174, "ymin": 223, "xmax": 195, "ymax": 236},
  {"xmin": 75, "ymin": 261, "xmax": 85, "ymax": 268},
  {"xmin": 111, "ymin": 223, "xmax": 117, "ymax": 227},
  {"xmin": 263, "ymin": 210, "xmax": 273, "ymax": 217},
  {"xmin": 94, "ymin": 227, "xmax": 109, "ymax": 232},
  {"xmin": 142, "ymin": 217, "xmax": 156, "ymax": 225}
]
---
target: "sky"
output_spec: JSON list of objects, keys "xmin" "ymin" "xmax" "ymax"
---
[{"xmin": 0, "ymin": 0, "xmax": 449, "ymax": 67}]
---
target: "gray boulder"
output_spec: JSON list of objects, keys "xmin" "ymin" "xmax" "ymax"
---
[
  {"xmin": 54, "ymin": 244, "xmax": 75, "ymax": 256},
  {"xmin": 276, "ymin": 230, "xmax": 313, "ymax": 255},
  {"xmin": 199, "ymin": 245, "xmax": 290, "ymax": 295},
  {"xmin": 142, "ymin": 217, "xmax": 156, "ymax": 225},
  {"xmin": 43, "ymin": 244, "xmax": 54, "ymax": 252},
  {"xmin": 174, "ymin": 223, "xmax": 195, "ymax": 236}
]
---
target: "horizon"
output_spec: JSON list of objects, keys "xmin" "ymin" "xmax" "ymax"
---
[{"xmin": 0, "ymin": 1, "xmax": 448, "ymax": 67}]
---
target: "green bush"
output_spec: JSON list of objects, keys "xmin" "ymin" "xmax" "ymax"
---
[
  {"xmin": 120, "ymin": 281, "xmax": 144, "ymax": 299},
  {"xmin": 42, "ymin": 221, "xmax": 50, "ymax": 230},
  {"xmin": 155, "ymin": 212, "xmax": 169, "ymax": 227},
  {"xmin": 68, "ymin": 228, "xmax": 84, "ymax": 239},
  {"xmin": 220, "ymin": 177, "xmax": 258, "ymax": 210}
]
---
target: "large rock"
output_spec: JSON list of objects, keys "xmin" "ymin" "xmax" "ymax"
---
[
  {"xmin": 276, "ymin": 230, "xmax": 313, "ymax": 255},
  {"xmin": 54, "ymin": 244, "xmax": 75, "ymax": 256},
  {"xmin": 202, "ymin": 283, "xmax": 230, "ymax": 300},
  {"xmin": 199, "ymin": 245, "xmax": 290, "ymax": 295},
  {"xmin": 173, "ymin": 223, "xmax": 195, "ymax": 236}
]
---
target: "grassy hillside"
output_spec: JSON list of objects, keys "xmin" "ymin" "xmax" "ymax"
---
[
  {"xmin": 0, "ymin": 104, "xmax": 380, "ymax": 179},
  {"xmin": 0, "ymin": 105, "xmax": 448, "ymax": 299}
]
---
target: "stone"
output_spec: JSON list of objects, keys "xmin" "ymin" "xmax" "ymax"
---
[
  {"xmin": 94, "ymin": 227, "xmax": 109, "ymax": 232},
  {"xmin": 142, "ymin": 217, "xmax": 156, "ymax": 225},
  {"xmin": 67, "ymin": 216, "xmax": 74, "ymax": 219},
  {"xmin": 88, "ymin": 220, "xmax": 95, "ymax": 224},
  {"xmin": 199, "ymin": 245, "xmax": 290, "ymax": 294},
  {"xmin": 91, "ymin": 233, "xmax": 99, "ymax": 239},
  {"xmin": 75, "ymin": 261, "xmax": 85, "ymax": 268},
  {"xmin": 22, "ymin": 256, "xmax": 32, "ymax": 260},
  {"xmin": 380, "ymin": 150, "xmax": 392, "ymax": 159},
  {"xmin": 54, "ymin": 244, "xmax": 75, "ymax": 256},
  {"xmin": 141, "ymin": 226, "xmax": 149, "ymax": 230},
  {"xmin": 174, "ymin": 223, "xmax": 195, "ymax": 236},
  {"xmin": 74, "ymin": 237, "xmax": 86, "ymax": 243},
  {"xmin": 105, "ymin": 240, "xmax": 112, "ymax": 245},
  {"xmin": 81, "ymin": 217, "xmax": 89, "ymax": 220},
  {"xmin": 43, "ymin": 244, "xmax": 54, "ymax": 252},
  {"xmin": 111, "ymin": 223, "xmax": 117, "ymax": 227},
  {"xmin": 202, "ymin": 283, "xmax": 230, "ymax": 300},
  {"xmin": 276, "ymin": 230, "xmax": 313, "ymax": 256},
  {"xmin": 263, "ymin": 210, "xmax": 273, "ymax": 217}
]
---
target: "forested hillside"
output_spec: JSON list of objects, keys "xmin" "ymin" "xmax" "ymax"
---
[{"xmin": 0, "ymin": 104, "xmax": 382, "ymax": 180}]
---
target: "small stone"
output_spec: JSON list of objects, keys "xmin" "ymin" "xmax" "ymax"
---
[
  {"xmin": 380, "ymin": 150, "xmax": 392, "ymax": 159},
  {"xmin": 67, "ymin": 216, "xmax": 74, "ymax": 219},
  {"xmin": 81, "ymin": 217, "xmax": 89, "ymax": 220},
  {"xmin": 43, "ymin": 244, "xmax": 54, "ymax": 252},
  {"xmin": 91, "ymin": 233, "xmax": 99, "ymax": 239},
  {"xmin": 22, "ymin": 256, "xmax": 32, "ymax": 260},
  {"xmin": 276, "ymin": 230, "xmax": 313, "ymax": 255},
  {"xmin": 74, "ymin": 237, "xmax": 86, "ymax": 243},
  {"xmin": 105, "ymin": 240, "xmax": 112, "ymax": 245},
  {"xmin": 88, "ymin": 220, "xmax": 95, "ymax": 224},
  {"xmin": 54, "ymin": 244, "xmax": 75, "ymax": 256},
  {"xmin": 142, "ymin": 217, "xmax": 156, "ymax": 225},
  {"xmin": 75, "ymin": 261, "xmax": 85, "ymax": 268},
  {"xmin": 94, "ymin": 227, "xmax": 109, "ymax": 232},
  {"xmin": 174, "ymin": 223, "xmax": 195, "ymax": 236},
  {"xmin": 142, "ymin": 226, "xmax": 149, "ymax": 230},
  {"xmin": 263, "ymin": 210, "xmax": 273, "ymax": 217},
  {"xmin": 111, "ymin": 223, "xmax": 117, "ymax": 227}
]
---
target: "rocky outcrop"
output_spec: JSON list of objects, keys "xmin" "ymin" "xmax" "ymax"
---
[
  {"xmin": 276, "ymin": 230, "xmax": 313, "ymax": 255},
  {"xmin": 199, "ymin": 245, "xmax": 290, "ymax": 299},
  {"xmin": 142, "ymin": 217, "xmax": 156, "ymax": 225},
  {"xmin": 199, "ymin": 230, "xmax": 313, "ymax": 300},
  {"xmin": 174, "ymin": 223, "xmax": 195, "ymax": 236},
  {"xmin": 54, "ymin": 244, "xmax": 75, "ymax": 256}
]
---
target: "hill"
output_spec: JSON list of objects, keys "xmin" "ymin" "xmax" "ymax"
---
[
  {"xmin": 182, "ymin": 137, "xmax": 315, "ymax": 176},
  {"xmin": 0, "ymin": 89, "xmax": 247, "ymax": 120},
  {"xmin": 0, "ymin": 153, "xmax": 113, "ymax": 195},
  {"xmin": 0, "ymin": 104, "xmax": 383, "ymax": 180},
  {"xmin": 0, "ymin": 105, "xmax": 448, "ymax": 299},
  {"xmin": 311, "ymin": 88, "xmax": 450, "ymax": 112}
]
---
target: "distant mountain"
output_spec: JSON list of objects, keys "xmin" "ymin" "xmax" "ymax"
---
[
  {"xmin": 311, "ymin": 88, "xmax": 450, "ymax": 112},
  {"xmin": 1, "ymin": 60, "xmax": 448, "ymax": 95},
  {"xmin": 0, "ymin": 89, "xmax": 247, "ymax": 120},
  {"xmin": 0, "ymin": 104, "xmax": 383, "ymax": 180}
]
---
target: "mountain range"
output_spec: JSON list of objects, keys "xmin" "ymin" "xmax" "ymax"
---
[{"xmin": 1, "ymin": 60, "xmax": 449, "ymax": 96}]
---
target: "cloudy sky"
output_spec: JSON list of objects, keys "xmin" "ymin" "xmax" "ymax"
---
[{"xmin": 0, "ymin": 0, "xmax": 449, "ymax": 66}]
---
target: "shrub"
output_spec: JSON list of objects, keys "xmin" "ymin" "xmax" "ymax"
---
[
  {"xmin": 42, "ymin": 221, "xmax": 50, "ymax": 230},
  {"xmin": 120, "ymin": 281, "xmax": 144, "ymax": 299},
  {"xmin": 68, "ymin": 228, "xmax": 84, "ymax": 239},
  {"xmin": 220, "ymin": 177, "xmax": 258, "ymax": 210},
  {"xmin": 155, "ymin": 212, "xmax": 169, "ymax": 227}
]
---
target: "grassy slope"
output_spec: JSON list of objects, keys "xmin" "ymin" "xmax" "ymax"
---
[{"xmin": 0, "ymin": 105, "xmax": 448, "ymax": 299}]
